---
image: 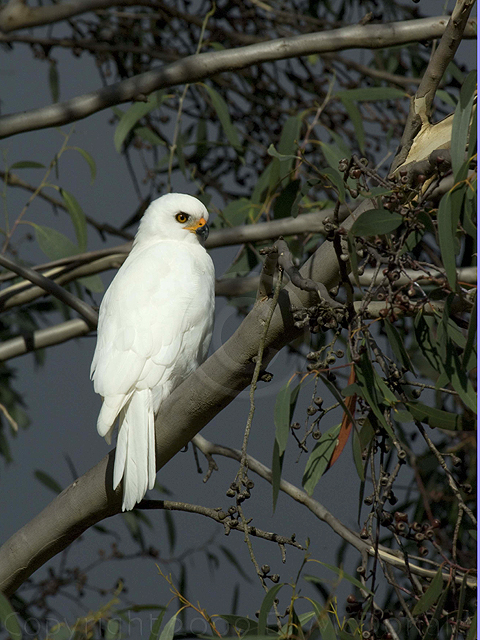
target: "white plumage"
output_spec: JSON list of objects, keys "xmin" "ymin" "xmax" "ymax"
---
[{"xmin": 91, "ymin": 193, "xmax": 215, "ymax": 511}]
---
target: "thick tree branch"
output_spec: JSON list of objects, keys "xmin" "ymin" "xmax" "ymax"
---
[
  {"xmin": 0, "ymin": 207, "xmax": 347, "ymax": 311},
  {"xmin": 0, "ymin": 16, "xmax": 476, "ymax": 139},
  {"xmin": 0, "ymin": 204, "xmax": 356, "ymax": 594},
  {"xmin": 391, "ymin": 0, "xmax": 476, "ymax": 173}
]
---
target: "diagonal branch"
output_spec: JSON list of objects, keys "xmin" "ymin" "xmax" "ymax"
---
[
  {"xmin": 0, "ymin": 254, "xmax": 98, "ymax": 327},
  {"xmin": 0, "ymin": 16, "xmax": 476, "ymax": 139},
  {"xmin": 390, "ymin": 0, "xmax": 476, "ymax": 173},
  {"xmin": 0, "ymin": 204, "xmax": 355, "ymax": 595}
]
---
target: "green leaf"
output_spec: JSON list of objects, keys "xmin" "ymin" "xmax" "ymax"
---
[
  {"xmin": 443, "ymin": 343, "xmax": 477, "ymax": 413},
  {"xmin": 78, "ymin": 274, "xmax": 104, "ymax": 293},
  {"xmin": 302, "ymin": 423, "xmax": 341, "ymax": 495},
  {"xmin": 34, "ymin": 470, "xmax": 62, "ymax": 494},
  {"xmin": 218, "ymin": 615, "xmax": 257, "ymax": 635},
  {"xmin": 339, "ymin": 98, "xmax": 365, "ymax": 153},
  {"xmin": 305, "ymin": 563, "xmax": 373, "ymax": 595},
  {"xmin": 350, "ymin": 209, "xmax": 402, "ymax": 236},
  {"xmin": 49, "ymin": 61, "xmax": 60, "ymax": 103},
  {"xmin": 412, "ymin": 566, "xmax": 444, "ymax": 615},
  {"xmin": 258, "ymin": 583, "xmax": 285, "ymax": 635},
  {"xmin": 462, "ymin": 291, "xmax": 477, "ymax": 371},
  {"xmin": 134, "ymin": 127, "xmax": 166, "ymax": 147},
  {"xmin": 383, "ymin": 319, "xmax": 414, "ymax": 372},
  {"xmin": 0, "ymin": 592, "xmax": 22, "ymax": 640},
  {"xmin": 406, "ymin": 401, "xmax": 475, "ymax": 431},
  {"xmin": 319, "ymin": 140, "xmax": 345, "ymax": 171},
  {"xmin": 222, "ymin": 198, "xmax": 254, "ymax": 226},
  {"xmin": 466, "ymin": 611, "xmax": 477, "ymax": 640},
  {"xmin": 272, "ymin": 439, "xmax": 284, "ymax": 513},
  {"xmin": 148, "ymin": 610, "xmax": 167, "ymax": 640},
  {"xmin": 223, "ymin": 245, "xmax": 258, "ymax": 279},
  {"xmin": 60, "ymin": 188, "xmax": 87, "ymax": 251},
  {"xmin": 422, "ymin": 584, "xmax": 450, "ymax": 640},
  {"xmin": 32, "ymin": 223, "xmax": 80, "ymax": 261},
  {"xmin": 269, "ymin": 116, "xmax": 302, "ymax": 188},
  {"xmin": 335, "ymin": 87, "xmax": 406, "ymax": 102},
  {"xmin": 9, "ymin": 161, "xmax": 45, "ymax": 169},
  {"xmin": 437, "ymin": 193, "xmax": 457, "ymax": 289},
  {"xmin": 319, "ymin": 167, "xmax": 346, "ymax": 202},
  {"xmin": 114, "ymin": 92, "xmax": 162, "ymax": 152},
  {"xmin": 203, "ymin": 84, "xmax": 242, "ymax": 151},
  {"xmin": 274, "ymin": 379, "xmax": 301, "ymax": 455},
  {"xmin": 354, "ymin": 354, "xmax": 394, "ymax": 436},
  {"xmin": 158, "ymin": 612, "xmax": 178, "ymax": 640},
  {"xmin": 70, "ymin": 146, "xmax": 97, "ymax": 183},
  {"xmin": 451, "ymin": 70, "xmax": 476, "ymax": 179},
  {"xmin": 267, "ymin": 145, "xmax": 297, "ymax": 162},
  {"xmin": 274, "ymin": 179, "xmax": 302, "ymax": 218},
  {"xmin": 320, "ymin": 373, "xmax": 356, "ymax": 427}
]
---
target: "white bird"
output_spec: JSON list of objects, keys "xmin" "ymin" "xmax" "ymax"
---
[{"xmin": 91, "ymin": 193, "xmax": 215, "ymax": 511}]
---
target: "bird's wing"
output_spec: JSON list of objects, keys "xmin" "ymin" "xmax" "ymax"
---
[{"xmin": 91, "ymin": 242, "xmax": 211, "ymax": 432}]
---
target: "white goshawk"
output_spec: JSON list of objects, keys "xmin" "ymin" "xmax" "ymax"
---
[{"xmin": 91, "ymin": 193, "xmax": 215, "ymax": 511}]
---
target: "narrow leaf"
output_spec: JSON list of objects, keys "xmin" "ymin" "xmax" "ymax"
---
[
  {"xmin": 32, "ymin": 223, "xmax": 79, "ymax": 260},
  {"xmin": 351, "ymin": 209, "xmax": 402, "ymax": 236},
  {"xmin": 203, "ymin": 84, "xmax": 242, "ymax": 151},
  {"xmin": 71, "ymin": 146, "xmax": 97, "ymax": 183},
  {"xmin": 437, "ymin": 193, "xmax": 457, "ymax": 289},
  {"xmin": 383, "ymin": 319, "xmax": 414, "ymax": 372},
  {"xmin": 158, "ymin": 612, "xmax": 177, "ymax": 640},
  {"xmin": 258, "ymin": 584, "xmax": 285, "ymax": 635},
  {"xmin": 274, "ymin": 379, "xmax": 301, "ymax": 455},
  {"xmin": 451, "ymin": 70, "xmax": 476, "ymax": 178},
  {"xmin": 406, "ymin": 401, "xmax": 475, "ymax": 431},
  {"xmin": 302, "ymin": 424, "xmax": 341, "ymax": 495},
  {"xmin": 9, "ymin": 161, "xmax": 45, "ymax": 169},
  {"xmin": 114, "ymin": 93, "xmax": 160, "ymax": 152},
  {"xmin": 272, "ymin": 439, "xmax": 284, "ymax": 513},
  {"xmin": 340, "ymin": 98, "xmax": 365, "ymax": 153},
  {"xmin": 60, "ymin": 188, "xmax": 88, "ymax": 251},
  {"xmin": 327, "ymin": 366, "xmax": 356, "ymax": 470},
  {"xmin": 336, "ymin": 87, "xmax": 406, "ymax": 102},
  {"xmin": 412, "ymin": 565, "xmax": 444, "ymax": 615}
]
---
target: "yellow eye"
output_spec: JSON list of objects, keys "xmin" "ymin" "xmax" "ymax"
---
[{"xmin": 175, "ymin": 212, "xmax": 189, "ymax": 224}]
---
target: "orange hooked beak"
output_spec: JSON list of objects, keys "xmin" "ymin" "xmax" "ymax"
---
[{"xmin": 186, "ymin": 217, "xmax": 209, "ymax": 241}]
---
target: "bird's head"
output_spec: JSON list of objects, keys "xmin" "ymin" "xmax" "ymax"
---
[{"xmin": 135, "ymin": 193, "xmax": 210, "ymax": 244}]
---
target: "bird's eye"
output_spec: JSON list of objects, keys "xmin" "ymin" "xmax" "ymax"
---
[{"xmin": 175, "ymin": 212, "xmax": 189, "ymax": 224}]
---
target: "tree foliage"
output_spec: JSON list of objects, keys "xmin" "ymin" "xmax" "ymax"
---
[{"xmin": 0, "ymin": 0, "xmax": 477, "ymax": 639}]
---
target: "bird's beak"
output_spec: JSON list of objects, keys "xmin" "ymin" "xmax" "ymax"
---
[{"xmin": 187, "ymin": 217, "xmax": 209, "ymax": 241}]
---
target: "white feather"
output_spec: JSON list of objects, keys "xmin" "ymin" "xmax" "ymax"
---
[{"xmin": 91, "ymin": 193, "xmax": 215, "ymax": 511}]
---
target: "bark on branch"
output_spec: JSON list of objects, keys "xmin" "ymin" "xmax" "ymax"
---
[
  {"xmin": 0, "ymin": 205, "xmax": 356, "ymax": 595},
  {"xmin": 0, "ymin": 16, "xmax": 476, "ymax": 139}
]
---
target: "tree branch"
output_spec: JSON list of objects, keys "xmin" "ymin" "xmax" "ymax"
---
[
  {"xmin": 137, "ymin": 499, "xmax": 304, "ymax": 550},
  {"xmin": 0, "ymin": 253, "xmax": 98, "ymax": 327},
  {"xmin": 390, "ymin": 0, "xmax": 476, "ymax": 173},
  {"xmin": 0, "ymin": 16, "xmax": 476, "ymax": 139},
  {"xmin": 0, "ymin": 203, "xmax": 355, "ymax": 594},
  {"xmin": 191, "ymin": 434, "xmax": 476, "ymax": 589}
]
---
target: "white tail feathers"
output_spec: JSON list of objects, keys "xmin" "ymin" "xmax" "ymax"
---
[{"xmin": 109, "ymin": 389, "xmax": 156, "ymax": 511}]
